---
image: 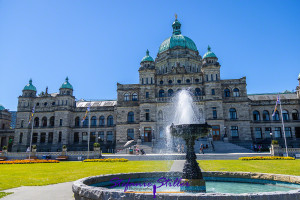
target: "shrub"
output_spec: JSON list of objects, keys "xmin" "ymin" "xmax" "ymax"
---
[
  {"xmin": 2, "ymin": 146, "xmax": 7, "ymax": 150},
  {"xmin": 83, "ymin": 158, "xmax": 128, "ymax": 162},
  {"xmin": 272, "ymin": 140, "xmax": 279, "ymax": 145},
  {"xmin": 32, "ymin": 145, "xmax": 37, "ymax": 149},
  {"xmin": 239, "ymin": 156, "xmax": 295, "ymax": 160},
  {"xmin": 0, "ymin": 159, "xmax": 60, "ymax": 164},
  {"xmin": 93, "ymin": 143, "xmax": 100, "ymax": 148},
  {"xmin": 62, "ymin": 145, "xmax": 67, "ymax": 149}
]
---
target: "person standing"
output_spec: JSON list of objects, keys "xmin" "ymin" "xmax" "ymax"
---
[
  {"xmin": 200, "ymin": 143, "xmax": 204, "ymax": 154},
  {"xmin": 177, "ymin": 144, "xmax": 181, "ymax": 153},
  {"xmin": 181, "ymin": 144, "xmax": 184, "ymax": 153}
]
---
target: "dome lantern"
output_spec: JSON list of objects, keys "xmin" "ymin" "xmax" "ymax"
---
[
  {"xmin": 23, "ymin": 79, "xmax": 37, "ymax": 92},
  {"xmin": 60, "ymin": 77, "xmax": 73, "ymax": 90},
  {"xmin": 203, "ymin": 45, "xmax": 217, "ymax": 59},
  {"xmin": 0, "ymin": 104, "xmax": 5, "ymax": 111},
  {"xmin": 141, "ymin": 49, "xmax": 154, "ymax": 63}
]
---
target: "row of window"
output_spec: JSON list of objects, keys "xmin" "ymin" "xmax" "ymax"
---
[
  {"xmin": 254, "ymin": 127, "xmax": 293, "ymax": 139},
  {"xmin": 74, "ymin": 131, "xmax": 113, "ymax": 143},
  {"xmin": 253, "ymin": 109, "xmax": 299, "ymax": 121},
  {"xmin": 205, "ymin": 74, "xmax": 218, "ymax": 82},
  {"xmin": 159, "ymin": 78, "xmax": 200, "ymax": 85},
  {"xmin": 19, "ymin": 132, "xmax": 62, "ymax": 144},
  {"xmin": 224, "ymin": 88, "xmax": 240, "ymax": 97},
  {"xmin": 21, "ymin": 117, "xmax": 62, "ymax": 128},
  {"xmin": 75, "ymin": 116, "xmax": 114, "ymax": 127},
  {"xmin": 158, "ymin": 88, "xmax": 205, "ymax": 98}
]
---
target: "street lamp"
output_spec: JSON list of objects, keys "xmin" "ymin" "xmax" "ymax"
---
[
  {"xmin": 152, "ymin": 128, "xmax": 156, "ymax": 148},
  {"xmin": 137, "ymin": 128, "xmax": 142, "ymax": 145}
]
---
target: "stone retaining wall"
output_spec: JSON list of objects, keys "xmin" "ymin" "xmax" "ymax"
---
[{"xmin": 72, "ymin": 171, "xmax": 300, "ymax": 200}]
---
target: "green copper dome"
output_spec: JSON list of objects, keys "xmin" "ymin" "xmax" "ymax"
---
[
  {"xmin": 60, "ymin": 77, "xmax": 73, "ymax": 90},
  {"xmin": 158, "ymin": 17, "xmax": 198, "ymax": 54},
  {"xmin": 141, "ymin": 49, "xmax": 154, "ymax": 62},
  {"xmin": 0, "ymin": 104, "xmax": 5, "ymax": 111},
  {"xmin": 203, "ymin": 45, "xmax": 217, "ymax": 59},
  {"xmin": 23, "ymin": 79, "xmax": 37, "ymax": 91}
]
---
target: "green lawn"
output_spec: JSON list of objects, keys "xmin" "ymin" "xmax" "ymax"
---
[
  {"xmin": 0, "ymin": 192, "xmax": 12, "ymax": 198},
  {"xmin": 0, "ymin": 161, "xmax": 173, "ymax": 191},
  {"xmin": 199, "ymin": 160, "xmax": 300, "ymax": 176}
]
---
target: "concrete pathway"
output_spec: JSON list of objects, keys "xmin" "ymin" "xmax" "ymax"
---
[
  {"xmin": 169, "ymin": 160, "xmax": 185, "ymax": 172},
  {"xmin": 2, "ymin": 182, "xmax": 74, "ymax": 200}
]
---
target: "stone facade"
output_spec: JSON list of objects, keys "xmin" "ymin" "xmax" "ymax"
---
[
  {"xmin": 11, "ymin": 18, "xmax": 300, "ymax": 152},
  {"xmin": 0, "ymin": 107, "xmax": 14, "ymax": 150}
]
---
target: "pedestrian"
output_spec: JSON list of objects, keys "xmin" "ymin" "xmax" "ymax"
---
[
  {"xmin": 181, "ymin": 144, "xmax": 184, "ymax": 153},
  {"xmin": 26, "ymin": 147, "xmax": 30, "ymax": 152},
  {"xmin": 258, "ymin": 145, "xmax": 262, "ymax": 152},
  {"xmin": 177, "ymin": 144, "xmax": 181, "ymax": 153},
  {"xmin": 211, "ymin": 141, "xmax": 215, "ymax": 152},
  {"xmin": 254, "ymin": 144, "xmax": 257, "ymax": 152},
  {"xmin": 200, "ymin": 143, "xmax": 204, "ymax": 154}
]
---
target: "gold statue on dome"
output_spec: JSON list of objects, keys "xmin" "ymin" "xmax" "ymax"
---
[{"xmin": 175, "ymin": 13, "xmax": 178, "ymax": 20}]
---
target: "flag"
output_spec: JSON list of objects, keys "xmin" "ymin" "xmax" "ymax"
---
[
  {"xmin": 272, "ymin": 95, "xmax": 280, "ymax": 117},
  {"xmin": 28, "ymin": 106, "xmax": 35, "ymax": 125},
  {"xmin": 81, "ymin": 103, "xmax": 91, "ymax": 123}
]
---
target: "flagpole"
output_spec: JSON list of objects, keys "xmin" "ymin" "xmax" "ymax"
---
[
  {"xmin": 87, "ymin": 106, "xmax": 91, "ymax": 159},
  {"xmin": 279, "ymin": 96, "xmax": 288, "ymax": 157},
  {"xmin": 29, "ymin": 116, "xmax": 34, "ymax": 160}
]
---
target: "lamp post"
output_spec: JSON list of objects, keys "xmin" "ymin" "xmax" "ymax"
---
[{"xmin": 137, "ymin": 128, "xmax": 142, "ymax": 145}]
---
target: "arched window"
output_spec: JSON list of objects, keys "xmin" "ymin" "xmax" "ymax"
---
[
  {"xmin": 159, "ymin": 127, "xmax": 164, "ymax": 138},
  {"xmin": 127, "ymin": 129, "xmax": 134, "ymax": 140},
  {"xmin": 75, "ymin": 117, "xmax": 80, "ymax": 127},
  {"xmin": 233, "ymin": 88, "xmax": 240, "ymax": 97},
  {"xmin": 160, "ymin": 80, "xmax": 163, "ymax": 84},
  {"xmin": 195, "ymin": 88, "xmax": 201, "ymax": 96},
  {"xmin": 127, "ymin": 112, "xmax": 134, "ymax": 123},
  {"xmin": 186, "ymin": 79, "xmax": 190, "ymax": 83},
  {"xmin": 42, "ymin": 117, "xmax": 47, "ymax": 127},
  {"xmin": 99, "ymin": 116, "xmax": 105, "ymax": 126},
  {"xmin": 195, "ymin": 78, "xmax": 199, "ymax": 83},
  {"xmin": 83, "ymin": 117, "xmax": 89, "ymax": 127},
  {"xmin": 159, "ymin": 90, "xmax": 165, "ymax": 97},
  {"xmin": 229, "ymin": 108, "xmax": 237, "ymax": 120},
  {"xmin": 263, "ymin": 111, "xmax": 270, "ymax": 121},
  {"xmin": 253, "ymin": 111, "xmax": 260, "ymax": 121},
  {"xmin": 224, "ymin": 89, "xmax": 230, "ymax": 97},
  {"xmin": 272, "ymin": 110, "xmax": 280, "ymax": 121},
  {"xmin": 50, "ymin": 116, "xmax": 55, "ymax": 127},
  {"xmin": 132, "ymin": 93, "xmax": 138, "ymax": 101},
  {"xmin": 91, "ymin": 116, "xmax": 97, "ymax": 126},
  {"xmin": 177, "ymin": 80, "xmax": 181, "ymax": 84},
  {"xmin": 124, "ymin": 93, "xmax": 130, "ymax": 101},
  {"xmin": 107, "ymin": 115, "xmax": 114, "ymax": 126},
  {"xmin": 168, "ymin": 80, "xmax": 172, "ymax": 84},
  {"xmin": 292, "ymin": 109, "xmax": 299, "ymax": 120},
  {"xmin": 282, "ymin": 110, "xmax": 289, "ymax": 121},
  {"xmin": 158, "ymin": 110, "xmax": 163, "ymax": 121},
  {"xmin": 168, "ymin": 89, "xmax": 174, "ymax": 97}
]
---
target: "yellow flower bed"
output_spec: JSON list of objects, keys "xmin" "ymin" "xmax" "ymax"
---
[
  {"xmin": 83, "ymin": 158, "xmax": 128, "ymax": 162},
  {"xmin": 0, "ymin": 159, "xmax": 60, "ymax": 164},
  {"xmin": 239, "ymin": 156, "xmax": 295, "ymax": 160}
]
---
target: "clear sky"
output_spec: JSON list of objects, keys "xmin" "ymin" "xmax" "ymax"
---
[{"xmin": 1, "ymin": 0, "xmax": 300, "ymax": 111}]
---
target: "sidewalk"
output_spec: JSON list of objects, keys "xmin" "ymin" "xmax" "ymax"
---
[{"xmin": 2, "ymin": 182, "xmax": 74, "ymax": 200}]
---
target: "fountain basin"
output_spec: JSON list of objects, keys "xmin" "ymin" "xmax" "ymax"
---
[{"xmin": 72, "ymin": 171, "xmax": 300, "ymax": 200}]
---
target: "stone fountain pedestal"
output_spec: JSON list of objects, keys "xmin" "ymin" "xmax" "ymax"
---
[{"xmin": 170, "ymin": 123, "xmax": 211, "ymax": 193}]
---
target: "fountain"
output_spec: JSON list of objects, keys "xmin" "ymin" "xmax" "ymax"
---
[{"xmin": 72, "ymin": 90, "xmax": 300, "ymax": 200}]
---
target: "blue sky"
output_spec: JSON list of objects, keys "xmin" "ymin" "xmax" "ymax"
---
[{"xmin": 1, "ymin": 0, "xmax": 300, "ymax": 111}]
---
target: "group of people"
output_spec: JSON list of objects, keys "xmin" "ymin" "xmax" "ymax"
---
[
  {"xmin": 251, "ymin": 144, "xmax": 263, "ymax": 152},
  {"xmin": 134, "ymin": 145, "xmax": 146, "ymax": 155},
  {"xmin": 176, "ymin": 144, "xmax": 185, "ymax": 153}
]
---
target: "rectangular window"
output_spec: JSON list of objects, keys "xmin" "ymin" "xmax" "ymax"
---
[
  {"xmin": 211, "ymin": 74, "xmax": 213, "ymax": 81},
  {"xmin": 40, "ymin": 132, "xmax": 46, "ymax": 143},
  {"xmin": 98, "ymin": 131, "xmax": 104, "ymax": 142},
  {"xmin": 19, "ymin": 132, "xmax": 23, "ymax": 143},
  {"xmin": 127, "ymin": 129, "xmax": 134, "ymax": 140},
  {"xmin": 255, "ymin": 128, "xmax": 262, "ymax": 139},
  {"xmin": 146, "ymin": 92, "xmax": 149, "ymax": 99},
  {"xmin": 59, "ymin": 119, "xmax": 63, "ymax": 126},
  {"xmin": 231, "ymin": 126, "xmax": 239, "ymax": 138},
  {"xmin": 212, "ymin": 107, "xmax": 217, "ymax": 119},
  {"xmin": 142, "ymin": 78, "xmax": 144, "ymax": 85},
  {"xmin": 285, "ymin": 127, "xmax": 292, "ymax": 138},
  {"xmin": 74, "ymin": 132, "xmax": 79, "ymax": 143},
  {"xmin": 21, "ymin": 120, "xmax": 24, "ymax": 128},
  {"xmin": 265, "ymin": 127, "xmax": 271, "ymax": 138},
  {"xmin": 145, "ymin": 109, "xmax": 150, "ymax": 121},
  {"xmin": 58, "ymin": 132, "xmax": 62, "ymax": 143},
  {"xmin": 82, "ymin": 132, "xmax": 88, "ymax": 142},
  {"xmin": 216, "ymin": 74, "xmax": 218, "ymax": 81},
  {"xmin": 32, "ymin": 133, "xmax": 38, "ymax": 144},
  {"xmin": 107, "ymin": 131, "xmax": 113, "ymax": 142},
  {"xmin": 206, "ymin": 75, "xmax": 208, "ymax": 81},
  {"xmin": 211, "ymin": 89, "xmax": 215, "ymax": 95},
  {"xmin": 275, "ymin": 127, "xmax": 281, "ymax": 138},
  {"xmin": 90, "ymin": 132, "xmax": 96, "ymax": 142},
  {"xmin": 146, "ymin": 78, "xmax": 148, "ymax": 84},
  {"xmin": 151, "ymin": 77, "xmax": 153, "ymax": 84},
  {"xmin": 48, "ymin": 132, "xmax": 53, "ymax": 143}
]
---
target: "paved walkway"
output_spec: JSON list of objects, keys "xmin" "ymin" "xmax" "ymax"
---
[
  {"xmin": 2, "ymin": 182, "xmax": 74, "ymax": 200},
  {"xmin": 169, "ymin": 160, "xmax": 185, "ymax": 172}
]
